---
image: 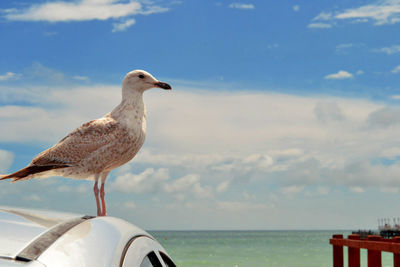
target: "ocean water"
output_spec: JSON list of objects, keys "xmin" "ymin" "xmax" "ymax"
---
[{"xmin": 149, "ymin": 230, "xmax": 395, "ymax": 267}]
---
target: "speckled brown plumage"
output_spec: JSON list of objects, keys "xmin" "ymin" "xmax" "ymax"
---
[{"xmin": 2, "ymin": 106, "xmax": 146, "ymax": 181}]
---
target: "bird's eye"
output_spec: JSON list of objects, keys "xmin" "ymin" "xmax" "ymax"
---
[{"xmin": 138, "ymin": 74, "xmax": 145, "ymax": 79}]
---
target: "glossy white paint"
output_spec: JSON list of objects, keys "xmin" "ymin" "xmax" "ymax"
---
[
  {"xmin": 0, "ymin": 207, "xmax": 174, "ymax": 267},
  {"xmin": 37, "ymin": 216, "xmax": 151, "ymax": 267},
  {"xmin": 0, "ymin": 206, "xmax": 81, "ymax": 259}
]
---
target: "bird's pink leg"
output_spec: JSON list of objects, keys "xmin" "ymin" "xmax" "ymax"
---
[
  {"xmin": 93, "ymin": 181, "xmax": 102, "ymax": 216},
  {"xmin": 100, "ymin": 182, "xmax": 107, "ymax": 216}
]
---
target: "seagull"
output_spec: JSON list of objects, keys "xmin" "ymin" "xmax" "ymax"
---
[{"xmin": 0, "ymin": 70, "xmax": 171, "ymax": 216}]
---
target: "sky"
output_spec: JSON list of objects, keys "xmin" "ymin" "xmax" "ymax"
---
[{"xmin": 1, "ymin": 0, "xmax": 400, "ymax": 230}]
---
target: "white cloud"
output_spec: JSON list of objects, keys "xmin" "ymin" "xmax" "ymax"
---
[
  {"xmin": 242, "ymin": 190, "xmax": 255, "ymax": 200},
  {"xmin": 111, "ymin": 167, "xmax": 213, "ymax": 200},
  {"xmin": 134, "ymin": 150, "xmax": 234, "ymax": 169},
  {"xmin": 392, "ymin": 65, "xmax": 400, "ymax": 73},
  {"xmin": 335, "ymin": 43, "xmax": 365, "ymax": 55},
  {"xmin": 2, "ymin": 0, "xmax": 169, "ymax": 32},
  {"xmin": 216, "ymin": 181, "xmax": 230, "ymax": 193},
  {"xmin": 44, "ymin": 31, "xmax": 58, "ymax": 37},
  {"xmin": 336, "ymin": 43, "xmax": 355, "ymax": 50},
  {"xmin": 0, "ymin": 72, "xmax": 20, "ymax": 81},
  {"xmin": 139, "ymin": 6, "xmax": 169, "ymax": 15},
  {"xmin": 324, "ymin": 70, "xmax": 354, "ymax": 80},
  {"xmin": 269, "ymin": 149, "xmax": 303, "ymax": 158},
  {"xmin": 307, "ymin": 23, "xmax": 332, "ymax": 29},
  {"xmin": 391, "ymin": 95, "xmax": 400, "ymax": 100},
  {"xmin": 0, "ymin": 80, "xmax": 121, "ymax": 143},
  {"xmin": 308, "ymin": 12, "xmax": 334, "ymax": 28},
  {"xmin": 76, "ymin": 184, "xmax": 88, "ymax": 193},
  {"xmin": 111, "ymin": 168, "xmax": 169, "ymax": 194},
  {"xmin": 380, "ymin": 147, "xmax": 400, "ymax": 159},
  {"xmin": 57, "ymin": 185, "xmax": 73, "ymax": 192},
  {"xmin": 25, "ymin": 194, "xmax": 42, "ymax": 201},
  {"xmin": 192, "ymin": 182, "xmax": 214, "ymax": 199},
  {"xmin": 335, "ymin": 0, "xmax": 400, "ymax": 25},
  {"xmin": 325, "ymin": 161, "xmax": 400, "ymax": 188},
  {"xmin": 313, "ymin": 12, "xmax": 333, "ymax": 21},
  {"xmin": 293, "ymin": 5, "xmax": 300, "ymax": 12},
  {"xmin": 146, "ymin": 91, "xmax": 353, "ymax": 155},
  {"xmin": 380, "ymin": 187, "xmax": 398, "ymax": 193},
  {"xmin": 112, "ymin": 18, "xmax": 135, "ymax": 32},
  {"xmin": 349, "ymin": 186, "xmax": 365, "ymax": 194},
  {"xmin": 57, "ymin": 184, "xmax": 88, "ymax": 193},
  {"xmin": 313, "ymin": 101, "xmax": 344, "ymax": 123},
  {"xmin": 229, "ymin": 3, "xmax": 255, "ymax": 10},
  {"xmin": 367, "ymin": 107, "xmax": 400, "ymax": 128},
  {"xmin": 356, "ymin": 70, "xmax": 364, "ymax": 75},
  {"xmin": 123, "ymin": 201, "xmax": 136, "ymax": 209},
  {"xmin": 217, "ymin": 201, "xmax": 273, "ymax": 212},
  {"xmin": 27, "ymin": 62, "xmax": 66, "ymax": 83},
  {"xmin": 267, "ymin": 43, "xmax": 279, "ymax": 49},
  {"xmin": 316, "ymin": 186, "xmax": 329, "ymax": 195},
  {"xmin": 4, "ymin": 0, "xmax": 141, "ymax": 22},
  {"xmin": 0, "ymin": 149, "xmax": 14, "ymax": 173},
  {"xmin": 280, "ymin": 185, "xmax": 305, "ymax": 196},
  {"xmin": 163, "ymin": 174, "xmax": 198, "ymax": 194},
  {"xmin": 373, "ymin": 45, "xmax": 400, "ymax": 55},
  {"xmin": 0, "ymin": 105, "xmax": 93, "ymax": 143},
  {"xmin": 72, "ymin": 75, "xmax": 90, "ymax": 81},
  {"xmin": 311, "ymin": 0, "xmax": 400, "ymax": 27}
]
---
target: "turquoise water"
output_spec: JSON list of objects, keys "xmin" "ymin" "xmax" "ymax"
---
[{"xmin": 149, "ymin": 230, "xmax": 395, "ymax": 267}]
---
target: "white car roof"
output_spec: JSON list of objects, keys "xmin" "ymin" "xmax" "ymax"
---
[
  {"xmin": 0, "ymin": 206, "xmax": 156, "ymax": 266},
  {"xmin": 0, "ymin": 206, "xmax": 81, "ymax": 259}
]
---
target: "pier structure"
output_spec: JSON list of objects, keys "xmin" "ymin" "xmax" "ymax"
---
[
  {"xmin": 352, "ymin": 217, "xmax": 400, "ymax": 239},
  {"xmin": 378, "ymin": 218, "xmax": 400, "ymax": 231},
  {"xmin": 377, "ymin": 217, "xmax": 400, "ymax": 238},
  {"xmin": 330, "ymin": 234, "xmax": 400, "ymax": 267}
]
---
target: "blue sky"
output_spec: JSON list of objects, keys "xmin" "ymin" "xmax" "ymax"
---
[{"xmin": 1, "ymin": 0, "xmax": 400, "ymax": 230}]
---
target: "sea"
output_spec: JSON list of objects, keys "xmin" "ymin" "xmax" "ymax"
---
[{"xmin": 149, "ymin": 230, "xmax": 395, "ymax": 267}]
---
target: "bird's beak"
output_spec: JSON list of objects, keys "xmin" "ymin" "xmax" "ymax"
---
[{"xmin": 154, "ymin": 81, "xmax": 172, "ymax": 90}]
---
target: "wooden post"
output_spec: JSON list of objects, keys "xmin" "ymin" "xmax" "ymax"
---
[
  {"xmin": 393, "ymin": 236, "xmax": 400, "ymax": 267},
  {"xmin": 367, "ymin": 235, "xmax": 382, "ymax": 267},
  {"xmin": 348, "ymin": 234, "xmax": 361, "ymax": 267},
  {"xmin": 332, "ymin": 234, "xmax": 344, "ymax": 267}
]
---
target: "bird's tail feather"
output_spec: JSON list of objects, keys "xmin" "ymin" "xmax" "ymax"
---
[{"xmin": 0, "ymin": 165, "xmax": 70, "ymax": 182}]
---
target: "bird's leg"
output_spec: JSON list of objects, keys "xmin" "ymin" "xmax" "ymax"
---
[
  {"xmin": 93, "ymin": 174, "xmax": 102, "ymax": 216},
  {"xmin": 93, "ymin": 181, "xmax": 102, "ymax": 216},
  {"xmin": 99, "ymin": 172, "xmax": 109, "ymax": 216},
  {"xmin": 100, "ymin": 182, "xmax": 107, "ymax": 216}
]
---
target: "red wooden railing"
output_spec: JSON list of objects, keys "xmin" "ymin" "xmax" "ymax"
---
[{"xmin": 330, "ymin": 234, "xmax": 400, "ymax": 267}]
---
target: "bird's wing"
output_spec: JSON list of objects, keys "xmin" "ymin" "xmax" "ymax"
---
[{"xmin": 31, "ymin": 117, "xmax": 121, "ymax": 166}]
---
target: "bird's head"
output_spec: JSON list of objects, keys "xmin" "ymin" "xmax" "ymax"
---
[{"xmin": 122, "ymin": 70, "xmax": 172, "ymax": 92}]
